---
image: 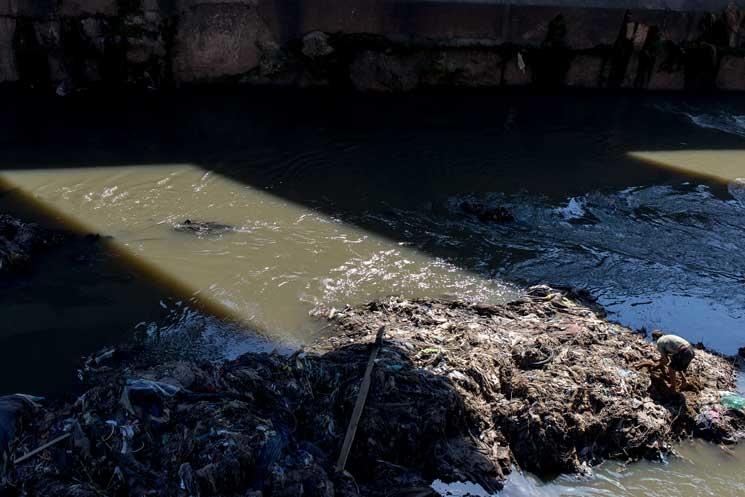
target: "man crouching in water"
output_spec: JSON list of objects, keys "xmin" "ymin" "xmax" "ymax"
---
[{"xmin": 638, "ymin": 332, "xmax": 696, "ymax": 391}]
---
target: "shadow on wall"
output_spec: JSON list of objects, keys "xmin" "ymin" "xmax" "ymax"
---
[{"xmin": 3, "ymin": 0, "xmax": 745, "ymax": 91}]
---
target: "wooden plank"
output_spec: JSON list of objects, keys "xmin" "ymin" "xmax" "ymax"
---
[
  {"xmin": 13, "ymin": 433, "xmax": 71, "ymax": 465},
  {"xmin": 335, "ymin": 325, "xmax": 386, "ymax": 473}
]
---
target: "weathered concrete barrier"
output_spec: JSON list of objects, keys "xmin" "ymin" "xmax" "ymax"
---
[{"xmin": 2, "ymin": 0, "xmax": 745, "ymax": 92}]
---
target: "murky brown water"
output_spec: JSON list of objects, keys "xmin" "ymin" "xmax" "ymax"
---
[
  {"xmin": 0, "ymin": 163, "xmax": 517, "ymax": 342},
  {"xmin": 494, "ymin": 441, "xmax": 745, "ymax": 497},
  {"xmin": 629, "ymin": 150, "xmax": 745, "ymax": 183},
  {"xmin": 1, "ymin": 93, "xmax": 744, "ymax": 495}
]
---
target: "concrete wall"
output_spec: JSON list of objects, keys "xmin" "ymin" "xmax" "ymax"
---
[{"xmin": 1, "ymin": 0, "xmax": 745, "ymax": 92}]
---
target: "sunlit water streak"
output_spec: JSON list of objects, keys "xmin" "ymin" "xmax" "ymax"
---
[{"xmin": 0, "ymin": 164, "xmax": 518, "ymax": 345}]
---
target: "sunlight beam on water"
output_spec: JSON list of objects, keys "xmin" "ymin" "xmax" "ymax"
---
[
  {"xmin": 2, "ymin": 157, "xmax": 745, "ymax": 497},
  {"xmin": 628, "ymin": 150, "xmax": 745, "ymax": 184},
  {"xmin": 0, "ymin": 163, "xmax": 516, "ymax": 343}
]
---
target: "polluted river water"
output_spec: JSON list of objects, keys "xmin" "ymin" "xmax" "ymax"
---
[
  {"xmin": 0, "ymin": 163, "xmax": 517, "ymax": 339},
  {"xmin": 1, "ymin": 93, "xmax": 745, "ymax": 496}
]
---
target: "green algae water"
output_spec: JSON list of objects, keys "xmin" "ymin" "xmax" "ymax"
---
[{"xmin": 1, "ymin": 92, "xmax": 745, "ymax": 495}]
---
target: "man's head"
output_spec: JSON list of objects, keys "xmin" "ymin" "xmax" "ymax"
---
[{"xmin": 670, "ymin": 345, "xmax": 695, "ymax": 371}]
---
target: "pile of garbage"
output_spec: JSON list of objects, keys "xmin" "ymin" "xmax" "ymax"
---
[
  {"xmin": 319, "ymin": 287, "xmax": 745, "ymax": 475},
  {"xmin": 1, "ymin": 287, "xmax": 743, "ymax": 496},
  {"xmin": 0, "ymin": 215, "xmax": 60, "ymax": 273}
]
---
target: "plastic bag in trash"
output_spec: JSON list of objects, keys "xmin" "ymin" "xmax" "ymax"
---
[
  {"xmin": 120, "ymin": 379, "xmax": 182, "ymax": 424},
  {"xmin": 721, "ymin": 392, "xmax": 745, "ymax": 411}
]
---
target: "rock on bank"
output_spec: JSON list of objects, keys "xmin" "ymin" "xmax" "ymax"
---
[
  {"xmin": 3, "ymin": 286, "xmax": 744, "ymax": 496},
  {"xmin": 4, "ymin": 1, "xmax": 745, "ymax": 92}
]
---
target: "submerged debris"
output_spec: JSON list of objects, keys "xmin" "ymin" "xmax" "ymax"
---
[
  {"xmin": 459, "ymin": 201, "xmax": 514, "ymax": 223},
  {"xmin": 0, "ymin": 215, "xmax": 60, "ymax": 273},
  {"xmin": 2, "ymin": 287, "xmax": 744, "ymax": 496},
  {"xmin": 173, "ymin": 220, "xmax": 236, "ymax": 237}
]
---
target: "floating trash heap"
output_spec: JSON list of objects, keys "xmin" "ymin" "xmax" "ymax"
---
[{"xmin": 1, "ymin": 287, "xmax": 743, "ymax": 496}]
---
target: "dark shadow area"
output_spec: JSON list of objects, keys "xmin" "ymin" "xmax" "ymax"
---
[
  {"xmin": 5, "ymin": 338, "xmax": 506, "ymax": 496},
  {"xmin": 0, "ymin": 237, "xmax": 169, "ymax": 395},
  {"xmin": 264, "ymin": 0, "xmax": 305, "ymax": 44},
  {"xmin": 4, "ymin": 91, "xmax": 744, "ymax": 194},
  {"xmin": 0, "ymin": 196, "xmax": 188, "ymax": 395}
]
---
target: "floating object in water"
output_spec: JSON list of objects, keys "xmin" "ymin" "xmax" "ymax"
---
[
  {"xmin": 460, "ymin": 201, "xmax": 514, "ymax": 223},
  {"xmin": 173, "ymin": 219, "xmax": 235, "ymax": 237}
]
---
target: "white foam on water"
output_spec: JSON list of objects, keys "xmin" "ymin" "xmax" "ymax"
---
[
  {"xmin": 728, "ymin": 178, "xmax": 745, "ymax": 205},
  {"xmin": 431, "ymin": 479, "xmax": 496, "ymax": 497},
  {"xmin": 555, "ymin": 197, "xmax": 587, "ymax": 220},
  {"xmin": 686, "ymin": 112, "xmax": 745, "ymax": 138}
]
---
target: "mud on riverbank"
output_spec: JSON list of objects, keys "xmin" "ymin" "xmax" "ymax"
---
[{"xmin": 2, "ymin": 287, "xmax": 743, "ymax": 496}]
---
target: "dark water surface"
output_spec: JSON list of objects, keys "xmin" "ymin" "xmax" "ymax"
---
[
  {"xmin": 2, "ymin": 92, "xmax": 745, "ymax": 390},
  {"xmin": 1, "ymin": 91, "xmax": 745, "ymax": 495}
]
